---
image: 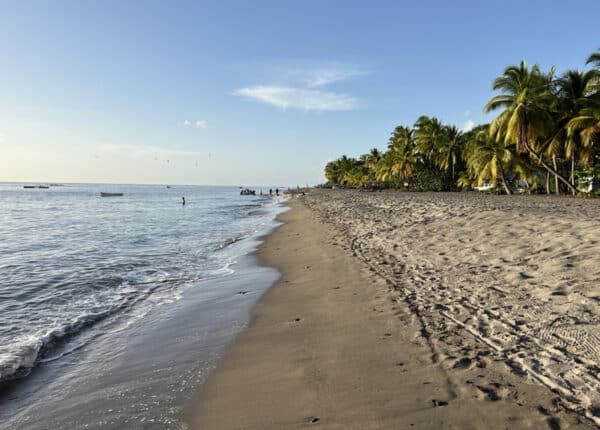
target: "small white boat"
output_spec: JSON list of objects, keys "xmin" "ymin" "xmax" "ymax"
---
[
  {"xmin": 100, "ymin": 192, "xmax": 123, "ymax": 197},
  {"xmin": 474, "ymin": 183, "xmax": 495, "ymax": 192}
]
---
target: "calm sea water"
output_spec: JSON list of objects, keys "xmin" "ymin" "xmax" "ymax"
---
[{"xmin": 0, "ymin": 183, "xmax": 286, "ymax": 429}]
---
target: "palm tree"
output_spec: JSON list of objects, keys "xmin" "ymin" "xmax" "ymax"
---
[
  {"xmin": 387, "ymin": 126, "xmax": 414, "ymax": 150},
  {"xmin": 364, "ymin": 148, "xmax": 382, "ymax": 171},
  {"xmin": 375, "ymin": 126, "xmax": 419, "ymax": 185},
  {"xmin": 587, "ymin": 48, "xmax": 600, "ymax": 69},
  {"xmin": 325, "ymin": 155, "xmax": 359, "ymax": 186},
  {"xmin": 324, "ymin": 160, "xmax": 341, "ymax": 184},
  {"xmin": 376, "ymin": 139, "xmax": 418, "ymax": 183},
  {"xmin": 436, "ymin": 125, "xmax": 463, "ymax": 181},
  {"xmin": 550, "ymin": 69, "xmax": 598, "ymax": 190},
  {"xmin": 567, "ymin": 96, "xmax": 600, "ymax": 161},
  {"xmin": 484, "ymin": 61, "xmax": 578, "ymax": 194},
  {"xmin": 414, "ymin": 116, "xmax": 445, "ymax": 160},
  {"xmin": 465, "ymin": 129, "xmax": 529, "ymax": 194}
]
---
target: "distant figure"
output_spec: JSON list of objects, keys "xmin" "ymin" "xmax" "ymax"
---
[
  {"xmin": 182, "ymin": 196, "xmax": 186, "ymax": 205},
  {"xmin": 269, "ymin": 189, "xmax": 273, "ymax": 196},
  {"xmin": 275, "ymin": 188, "xmax": 279, "ymax": 196},
  {"xmin": 260, "ymin": 190, "xmax": 263, "ymax": 196}
]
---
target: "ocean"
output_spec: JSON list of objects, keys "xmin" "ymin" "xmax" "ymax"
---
[{"xmin": 0, "ymin": 183, "xmax": 286, "ymax": 429}]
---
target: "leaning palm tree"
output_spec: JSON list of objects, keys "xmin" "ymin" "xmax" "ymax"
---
[{"xmin": 484, "ymin": 60, "xmax": 578, "ymax": 194}]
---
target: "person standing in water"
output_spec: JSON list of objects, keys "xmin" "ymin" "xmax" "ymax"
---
[
  {"xmin": 182, "ymin": 196, "xmax": 186, "ymax": 205},
  {"xmin": 275, "ymin": 188, "xmax": 279, "ymax": 196}
]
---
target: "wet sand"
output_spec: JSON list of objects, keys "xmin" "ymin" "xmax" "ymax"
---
[{"xmin": 191, "ymin": 192, "xmax": 597, "ymax": 429}]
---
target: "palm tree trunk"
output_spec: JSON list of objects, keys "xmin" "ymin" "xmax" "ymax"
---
[
  {"xmin": 570, "ymin": 155, "xmax": 576, "ymax": 196},
  {"xmin": 498, "ymin": 165, "xmax": 512, "ymax": 195},
  {"xmin": 546, "ymin": 171, "xmax": 551, "ymax": 194},
  {"xmin": 523, "ymin": 140, "xmax": 578, "ymax": 195},
  {"xmin": 552, "ymin": 155, "xmax": 560, "ymax": 195},
  {"xmin": 501, "ymin": 177, "xmax": 512, "ymax": 195},
  {"xmin": 570, "ymin": 155, "xmax": 574, "ymax": 184}
]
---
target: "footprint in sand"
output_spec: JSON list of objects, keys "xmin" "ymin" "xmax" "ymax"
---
[{"xmin": 452, "ymin": 357, "xmax": 473, "ymax": 369}]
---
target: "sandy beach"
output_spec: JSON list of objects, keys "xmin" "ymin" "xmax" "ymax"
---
[{"xmin": 191, "ymin": 190, "xmax": 599, "ymax": 429}]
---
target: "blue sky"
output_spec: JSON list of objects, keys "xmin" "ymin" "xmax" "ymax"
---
[{"xmin": 1, "ymin": 0, "xmax": 599, "ymax": 185}]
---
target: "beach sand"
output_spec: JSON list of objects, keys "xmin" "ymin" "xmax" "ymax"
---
[{"xmin": 191, "ymin": 191, "xmax": 598, "ymax": 429}]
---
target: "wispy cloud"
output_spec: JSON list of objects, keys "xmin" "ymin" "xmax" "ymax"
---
[
  {"xmin": 235, "ymin": 86, "xmax": 359, "ymax": 111},
  {"xmin": 289, "ymin": 67, "xmax": 365, "ymax": 88},
  {"xmin": 462, "ymin": 119, "xmax": 475, "ymax": 132},
  {"xmin": 235, "ymin": 62, "xmax": 366, "ymax": 112},
  {"xmin": 179, "ymin": 119, "xmax": 208, "ymax": 128}
]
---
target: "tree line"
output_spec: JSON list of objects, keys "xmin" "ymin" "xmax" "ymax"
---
[{"xmin": 325, "ymin": 49, "xmax": 600, "ymax": 195}]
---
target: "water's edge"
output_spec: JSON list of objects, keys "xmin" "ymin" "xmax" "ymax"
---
[{"xmin": 0, "ymin": 189, "xmax": 290, "ymax": 430}]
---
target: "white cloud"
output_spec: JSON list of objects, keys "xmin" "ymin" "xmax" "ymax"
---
[
  {"xmin": 235, "ymin": 62, "xmax": 366, "ymax": 112},
  {"xmin": 179, "ymin": 119, "xmax": 208, "ymax": 129},
  {"xmin": 462, "ymin": 119, "xmax": 475, "ymax": 132},
  {"xmin": 289, "ymin": 67, "xmax": 364, "ymax": 88},
  {"xmin": 235, "ymin": 86, "xmax": 359, "ymax": 111}
]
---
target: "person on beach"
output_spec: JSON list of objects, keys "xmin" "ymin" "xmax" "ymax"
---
[
  {"xmin": 182, "ymin": 196, "xmax": 186, "ymax": 205},
  {"xmin": 275, "ymin": 188, "xmax": 279, "ymax": 196},
  {"xmin": 269, "ymin": 189, "xmax": 273, "ymax": 196}
]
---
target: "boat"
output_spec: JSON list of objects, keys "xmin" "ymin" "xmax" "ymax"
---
[
  {"xmin": 23, "ymin": 185, "xmax": 36, "ymax": 189},
  {"xmin": 166, "ymin": 185, "xmax": 171, "ymax": 189},
  {"xmin": 37, "ymin": 185, "xmax": 49, "ymax": 189},
  {"xmin": 474, "ymin": 183, "xmax": 495, "ymax": 192},
  {"xmin": 100, "ymin": 192, "xmax": 123, "ymax": 197}
]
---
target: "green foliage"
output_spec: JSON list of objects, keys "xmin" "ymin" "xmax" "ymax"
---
[{"xmin": 325, "ymin": 50, "xmax": 600, "ymax": 195}]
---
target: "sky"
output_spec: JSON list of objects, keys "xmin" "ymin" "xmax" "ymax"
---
[{"xmin": 1, "ymin": 0, "xmax": 599, "ymax": 186}]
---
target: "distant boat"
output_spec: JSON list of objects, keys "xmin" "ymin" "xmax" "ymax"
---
[
  {"xmin": 37, "ymin": 185, "xmax": 49, "ymax": 189},
  {"xmin": 23, "ymin": 185, "xmax": 36, "ymax": 189},
  {"xmin": 166, "ymin": 185, "xmax": 171, "ymax": 189},
  {"xmin": 100, "ymin": 192, "xmax": 123, "ymax": 197}
]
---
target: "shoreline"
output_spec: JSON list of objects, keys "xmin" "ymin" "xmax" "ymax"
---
[
  {"xmin": 0, "ymin": 188, "xmax": 286, "ymax": 430},
  {"xmin": 190, "ymin": 195, "xmax": 593, "ymax": 429}
]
